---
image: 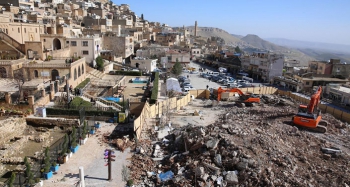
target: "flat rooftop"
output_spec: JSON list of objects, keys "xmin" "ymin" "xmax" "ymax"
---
[
  {"xmin": 332, "ymin": 86, "xmax": 350, "ymax": 94},
  {"xmin": 303, "ymin": 77, "xmax": 349, "ymax": 82}
]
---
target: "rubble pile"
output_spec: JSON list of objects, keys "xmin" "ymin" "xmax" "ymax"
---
[{"xmin": 130, "ymin": 104, "xmax": 350, "ymax": 187}]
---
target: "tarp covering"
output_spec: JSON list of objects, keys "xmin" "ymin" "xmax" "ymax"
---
[{"xmin": 166, "ymin": 78, "xmax": 182, "ymax": 92}]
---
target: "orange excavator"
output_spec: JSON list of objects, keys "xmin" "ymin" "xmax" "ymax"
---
[
  {"xmin": 217, "ymin": 87, "xmax": 260, "ymax": 107},
  {"xmin": 292, "ymin": 86, "xmax": 328, "ymax": 133}
]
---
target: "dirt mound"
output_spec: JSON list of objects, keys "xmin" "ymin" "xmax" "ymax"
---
[{"xmin": 129, "ymin": 104, "xmax": 350, "ymax": 186}]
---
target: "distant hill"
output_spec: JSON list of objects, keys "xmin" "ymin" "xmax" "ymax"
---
[
  {"xmin": 296, "ymin": 48, "xmax": 350, "ymax": 62},
  {"xmin": 265, "ymin": 38, "xmax": 350, "ymax": 53},
  {"xmin": 175, "ymin": 26, "xmax": 315, "ymax": 65},
  {"xmin": 240, "ymin": 34, "xmax": 289, "ymax": 52}
]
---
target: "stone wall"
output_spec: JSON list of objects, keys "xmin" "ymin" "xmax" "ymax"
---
[
  {"xmin": 0, "ymin": 117, "xmax": 26, "ymax": 146},
  {"xmin": 26, "ymin": 117, "xmax": 79, "ymax": 128},
  {"xmin": 33, "ymin": 94, "xmax": 50, "ymax": 111}
]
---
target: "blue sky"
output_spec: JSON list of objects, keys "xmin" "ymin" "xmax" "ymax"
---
[{"xmin": 114, "ymin": 0, "xmax": 350, "ymax": 45}]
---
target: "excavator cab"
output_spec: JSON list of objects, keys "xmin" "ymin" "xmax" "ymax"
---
[
  {"xmin": 216, "ymin": 87, "xmax": 260, "ymax": 107},
  {"xmin": 298, "ymin": 104, "xmax": 308, "ymax": 113},
  {"xmin": 292, "ymin": 86, "xmax": 327, "ymax": 133}
]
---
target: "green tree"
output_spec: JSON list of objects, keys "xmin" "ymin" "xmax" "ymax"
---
[
  {"xmin": 44, "ymin": 147, "xmax": 51, "ymax": 173},
  {"xmin": 61, "ymin": 134, "xmax": 68, "ymax": 155},
  {"xmin": 82, "ymin": 121, "xmax": 88, "ymax": 139},
  {"xmin": 95, "ymin": 56, "xmax": 104, "ymax": 71},
  {"xmin": 171, "ymin": 59, "xmax": 182, "ymax": 76},
  {"xmin": 8, "ymin": 172, "xmax": 16, "ymax": 187},
  {"xmin": 235, "ymin": 46, "xmax": 242, "ymax": 53},
  {"xmin": 71, "ymin": 127, "xmax": 77, "ymax": 148},
  {"xmin": 24, "ymin": 156, "xmax": 30, "ymax": 178}
]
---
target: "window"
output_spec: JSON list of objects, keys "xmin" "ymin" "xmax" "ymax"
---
[
  {"xmin": 43, "ymin": 39, "xmax": 46, "ymax": 42},
  {"xmin": 71, "ymin": 41, "xmax": 77, "ymax": 46},
  {"xmin": 66, "ymin": 41, "xmax": 69, "ymax": 44},
  {"xmin": 82, "ymin": 41, "xmax": 88, "ymax": 46},
  {"xmin": 306, "ymin": 82, "xmax": 310, "ymax": 85},
  {"xmin": 24, "ymin": 28, "xmax": 26, "ymax": 33},
  {"xmin": 82, "ymin": 50, "xmax": 89, "ymax": 55},
  {"xmin": 35, "ymin": 28, "xmax": 37, "ymax": 33},
  {"xmin": 18, "ymin": 28, "xmax": 20, "ymax": 33}
]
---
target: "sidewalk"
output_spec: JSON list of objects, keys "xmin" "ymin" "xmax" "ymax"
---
[{"xmin": 44, "ymin": 122, "xmax": 131, "ymax": 187}]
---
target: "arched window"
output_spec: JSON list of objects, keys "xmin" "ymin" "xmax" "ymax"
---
[
  {"xmin": 78, "ymin": 66, "xmax": 81, "ymax": 77},
  {"xmin": 18, "ymin": 28, "xmax": 20, "ymax": 33},
  {"xmin": 74, "ymin": 68, "xmax": 77, "ymax": 80},
  {"xmin": 81, "ymin": 64, "xmax": 84, "ymax": 74},
  {"xmin": 34, "ymin": 70, "xmax": 38, "ymax": 78}
]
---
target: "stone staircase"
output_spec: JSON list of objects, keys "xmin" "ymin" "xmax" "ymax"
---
[
  {"xmin": 87, "ymin": 69, "xmax": 105, "ymax": 79},
  {"xmin": 81, "ymin": 92, "xmax": 123, "ymax": 111},
  {"xmin": 79, "ymin": 95, "xmax": 110, "ymax": 109}
]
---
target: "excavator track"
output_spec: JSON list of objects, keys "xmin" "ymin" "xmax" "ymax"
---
[
  {"xmin": 235, "ymin": 102, "xmax": 245, "ymax": 108},
  {"xmin": 290, "ymin": 120, "xmax": 328, "ymax": 133}
]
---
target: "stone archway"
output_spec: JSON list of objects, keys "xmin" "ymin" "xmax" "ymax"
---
[
  {"xmin": 0, "ymin": 67, "xmax": 7, "ymax": 78},
  {"xmin": 78, "ymin": 66, "xmax": 81, "ymax": 77},
  {"xmin": 51, "ymin": 69, "xmax": 59, "ymax": 81},
  {"xmin": 53, "ymin": 38, "xmax": 61, "ymax": 50},
  {"xmin": 34, "ymin": 70, "xmax": 38, "ymax": 78}
]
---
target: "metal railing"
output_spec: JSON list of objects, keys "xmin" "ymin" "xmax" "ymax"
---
[
  {"xmin": 82, "ymin": 92, "xmax": 123, "ymax": 111},
  {"xmin": 48, "ymin": 105, "xmax": 115, "ymax": 112}
]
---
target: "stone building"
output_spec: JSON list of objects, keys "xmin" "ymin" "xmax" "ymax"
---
[{"xmin": 102, "ymin": 32, "xmax": 134, "ymax": 59}]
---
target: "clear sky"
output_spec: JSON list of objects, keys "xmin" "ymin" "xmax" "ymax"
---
[{"xmin": 113, "ymin": 0, "xmax": 350, "ymax": 45}]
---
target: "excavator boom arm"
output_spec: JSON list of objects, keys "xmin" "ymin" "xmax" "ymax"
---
[
  {"xmin": 217, "ymin": 87, "xmax": 244, "ymax": 101},
  {"xmin": 308, "ymin": 86, "xmax": 322, "ymax": 113}
]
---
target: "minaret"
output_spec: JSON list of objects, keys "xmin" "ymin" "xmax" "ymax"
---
[{"xmin": 194, "ymin": 21, "xmax": 197, "ymax": 37}]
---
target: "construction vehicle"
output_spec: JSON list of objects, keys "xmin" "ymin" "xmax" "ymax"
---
[
  {"xmin": 217, "ymin": 87, "xmax": 260, "ymax": 107},
  {"xmin": 292, "ymin": 86, "xmax": 328, "ymax": 133}
]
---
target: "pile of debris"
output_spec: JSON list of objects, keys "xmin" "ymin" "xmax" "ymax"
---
[{"xmin": 129, "ymin": 104, "xmax": 350, "ymax": 186}]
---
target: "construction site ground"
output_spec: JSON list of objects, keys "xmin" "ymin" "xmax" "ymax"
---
[{"xmin": 129, "ymin": 95, "xmax": 350, "ymax": 187}]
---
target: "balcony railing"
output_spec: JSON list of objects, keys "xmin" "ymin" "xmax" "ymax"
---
[{"xmin": 22, "ymin": 57, "xmax": 85, "ymax": 68}]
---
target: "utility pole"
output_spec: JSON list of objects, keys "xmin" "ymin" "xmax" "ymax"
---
[{"xmin": 104, "ymin": 149, "xmax": 115, "ymax": 181}]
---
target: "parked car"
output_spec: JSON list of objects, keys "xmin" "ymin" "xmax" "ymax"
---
[
  {"xmin": 183, "ymin": 85, "xmax": 196, "ymax": 91},
  {"xmin": 224, "ymin": 80, "xmax": 236, "ymax": 86},
  {"xmin": 191, "ymin": 71, "xmax": 199, "ymax": 74},
  {"xmin": 211, "ymin": 76, "xmax": 221, "ymax": 82},
  {"xmin": 182, "ymin": 82, "xmax": 192, "ymax": 87},
  {"xmin": 153, "ymin": 69, "xmax": 162, "ymax": 72},
  {"xmin": 236, "ymin": 80, "xmax": 247, "ymax": 84},
  {"xmin": 217, "ymin": 78, "xmax": 226, "ymax": 84},
  {"xmin": 202, "ymin": 74, "xmax": 211, "ymax": 79}
]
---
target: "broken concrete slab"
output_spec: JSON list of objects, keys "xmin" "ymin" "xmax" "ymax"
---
[
  {"xmin": 205, "ymin": 138, "xmax": 220, "ymax": 149},
  {"xmin": 226, "ymin": 171, "xmax": 239, "ymax": 184}
]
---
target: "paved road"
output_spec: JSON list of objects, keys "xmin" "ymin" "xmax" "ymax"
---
[{"xmin": 47, "ymin": 122, "xmax": 131, "ymax": 187}]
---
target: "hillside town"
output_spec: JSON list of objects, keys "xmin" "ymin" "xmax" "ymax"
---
[{"xmin": 0, "ymin": 0, "xmax": 350, "ymax": 187}]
